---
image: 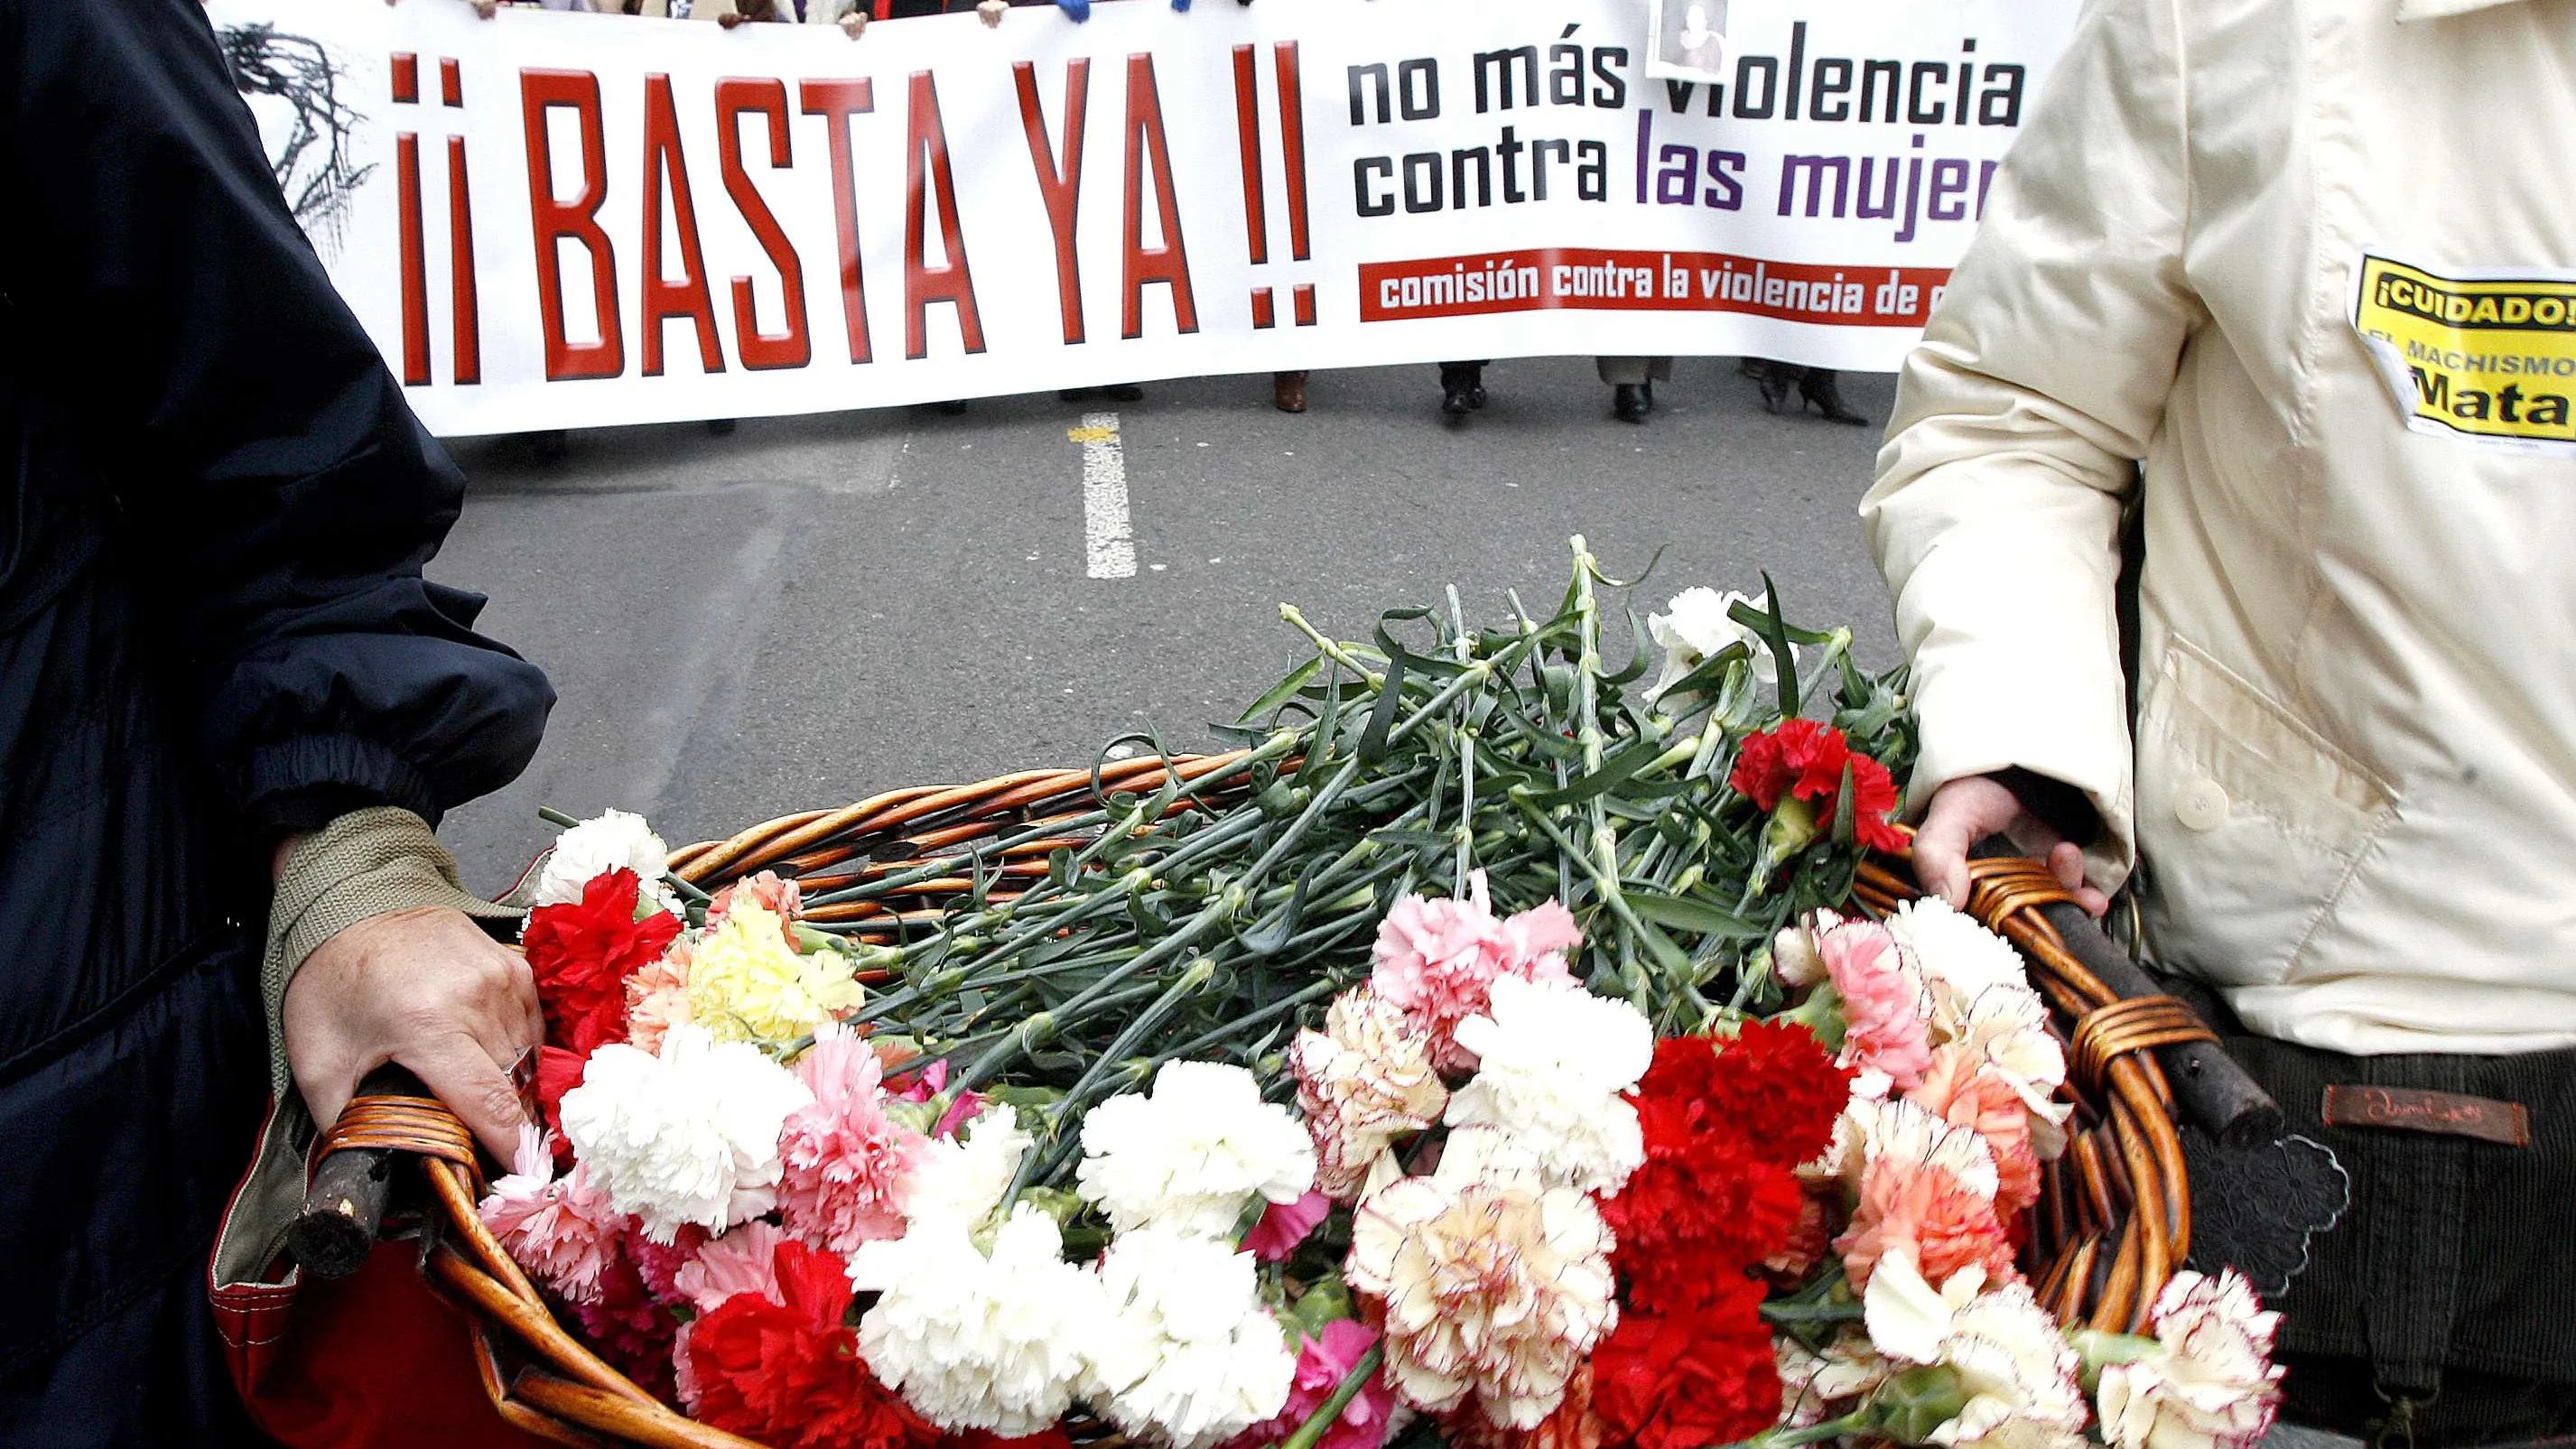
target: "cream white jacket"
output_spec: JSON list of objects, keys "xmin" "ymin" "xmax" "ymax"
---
[{"xmin": 1864, "ymin": 0, "xmax": 2576, "ymax": 1054}]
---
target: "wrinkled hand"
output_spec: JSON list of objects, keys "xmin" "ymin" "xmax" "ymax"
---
[
  {"xmin": 1913, "ymin": 774, "xmax": 2110, "ymax": 919},
  {"xmin": 284, "ymin": 906, "xmax": 543, "ymax": 1159}
]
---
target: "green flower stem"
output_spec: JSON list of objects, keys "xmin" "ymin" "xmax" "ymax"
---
[
  {"xmin": 1151, "ymin": 976, "xmax": 1346, "ymax": 1064},
  {"xmin": 1758, "ymin": 1299, "xmax": 1866, "ymax": 1327},
  {"xmin": 1565, "ymin": 537, "xmax": 1641, "ymax": 1002},
  {"xmin": 1278, "ymin": 605, "xmax": 1388, "ymax": 688},
  {"xmin": 1278, "ymin": 1342, "xmax": 1386, "ymax": 1449},
  {"xmin": 1735, "ymin": 1409, "xmax": 1874, "ymax": 1449}
]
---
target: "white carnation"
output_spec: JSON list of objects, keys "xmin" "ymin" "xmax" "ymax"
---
[
  {"xmin": 1863, "ymin": 1258, "xmax": 2088, "ymax": 1449},
  {"xmin": 1443, "ymin": 976, "xmax": 1651, "ymax": 1194},
  {"xmin": 903, "ymin": 1103, "xmax": 1034, "ymax": 1235},
  {"xmin": 1077, "ymin": 1061, "xmax": 1315, "ymax": 1238},
  {"xmin": 1953, "ymin": 985, "xmax": 2076, "ymax": 1159},
  {"xmin": 1887, "ymin": 898, "xmax": 2038, "ymax": 1041},
  {"xmin": 559, "ymin": 1026, "xmax": 812, "ymax": 1242},
  {"xmin": 1930, "ymin": 1283, "xmax": 2090, "ymax": 1449},
  {"xmin": 853, "ymin": 1206, "xmax": 1110, "ymax": 1437},
  {"xmin": 535, "ymin": 808, "xmax": 678, "ymax": 912},
  {"xmin": 1083, "ymin": 1226, "xmax": 1297, "ymax": 1449},
  {"xmin": 1842, "ymin": 1095, "xmax": 2001, "ymax": 1200},
  {"xmin": 2097, "ymin": 1269, "xmax": 2283, "ymax": 1449},
  {"xmin": 1647, "ymin": 586, "xmax": 1779, "ymax": 700}
]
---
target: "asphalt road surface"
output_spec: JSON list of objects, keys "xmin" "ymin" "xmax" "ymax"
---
[{"xmin": 432, "ymin": 357, "xmax": 1904, "ymax": 894}]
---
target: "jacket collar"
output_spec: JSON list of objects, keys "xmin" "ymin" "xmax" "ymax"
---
[{"xmin": 2396, "ymin": 0, "xmax": 2536, "ymax": 21}]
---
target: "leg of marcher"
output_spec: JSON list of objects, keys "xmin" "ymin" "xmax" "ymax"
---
[
  {"xmin": 1438, "ymin": 361, "xmax": 1484, "ymax": 418},
  {"xmin": 1273, "ymin": 371, "xmax": 1308, "ymax": 413},
  {"xmin": 1598, "ymin": 357, "xmax": 1651, "ymax": 423}
]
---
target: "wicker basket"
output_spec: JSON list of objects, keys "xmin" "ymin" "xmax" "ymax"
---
[{"xmin": 331, "ymin": 755, "xmax": 2219, "ymax": 1447}]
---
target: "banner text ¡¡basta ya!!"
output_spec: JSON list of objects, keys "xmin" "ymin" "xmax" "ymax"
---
[{"xmin": 211, "ymin": 0, "xmax": 2077, "ymax": 436}]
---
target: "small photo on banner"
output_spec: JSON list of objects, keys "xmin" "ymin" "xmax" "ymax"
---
[{"xmin": 1645, "ymin": 0, "xmax": 1728, "ymax": 83}]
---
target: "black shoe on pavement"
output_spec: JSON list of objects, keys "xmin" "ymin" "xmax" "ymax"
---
[
  {"xmin": 1438, "ymin": 361, "xmax": 1483, "ymax": 418},
  {"xmin": 1613, "ymin": 384, "xmax": 1650, "ymax": 423},
  {"xmin": 706, "ymin": 417, "xmax": 737, "ymax": 437},
  {"xmin": 1756, "ymin": 361, "xmax": 1799, "ymax": 413},
  {"xmin": 934, "ymin": 398, "xmax": 970, "ymax": 415},
  {"xmin": 1799, "ymin": 369, "xmax": 1871, "ymax": 425}
]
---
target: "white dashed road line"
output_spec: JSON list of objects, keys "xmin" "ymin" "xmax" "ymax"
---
[{"xmin": 1072, "ymin": 412, "xmax": 1136, "ymax": 580}]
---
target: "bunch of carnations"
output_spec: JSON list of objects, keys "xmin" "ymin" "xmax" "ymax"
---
[
  {"xmin": 485, "ymin": 810, "xmax": 1325, "ymax": 1449},
  {"xmin": 1753, "ymin": 901, "xmax": 2287, "ymax": 1449},
  {"xmin": 475, "ymin": 553, "xmax": 2291, "ymax": 1449}
]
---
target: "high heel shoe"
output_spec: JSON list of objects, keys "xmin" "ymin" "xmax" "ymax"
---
[{"xmin": 1799, "ymin": 368, "xmax": 1870, "ymax": 425}]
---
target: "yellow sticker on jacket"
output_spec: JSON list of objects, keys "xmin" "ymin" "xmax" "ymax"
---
[{"xmin": 2353, "ymin": 254, "xmax": 2576, "ymax": 453}]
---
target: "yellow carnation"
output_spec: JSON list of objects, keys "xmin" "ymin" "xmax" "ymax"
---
[{"xmin": 684, "ymin": 901, "xmax": 864, "ymax": 1045}]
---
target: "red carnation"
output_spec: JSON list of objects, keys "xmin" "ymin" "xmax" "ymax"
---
[
  {"xmin": 1590, "ymin": 1277, "xmax": 1781, "ymax": 1449},
  {"xmin": 680, "ymin": 1240, "xmax": 935, "ymax": 1449},
  {"xmin": 1648, "ymin": 1022, "xmax": 1853, "ymax": 1172},
  {"xmin": 1605, "ymin": 1026, "xmax": 1851, "ymax": 1313},
  {"xmin": 523, "ymin": 868, "xmax": 683, "ymax": 1055},
  {"xmin": 535, "ymin": 1045, "xmax": 585, "ymax": 1167},
  {"xmin": 1728, "ymin": 720, "xmax": 1907, "ymax": 854}
]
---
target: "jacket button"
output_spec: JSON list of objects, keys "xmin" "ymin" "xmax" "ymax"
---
[{"xmin": 2175, "ymin": 778, "xmax": 2232, "ymax": 831}]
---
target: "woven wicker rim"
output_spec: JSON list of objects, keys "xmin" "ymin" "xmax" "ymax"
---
[{"xmin": 360, "ymin": 757, "xmax": 2207, "ymax": 1445}]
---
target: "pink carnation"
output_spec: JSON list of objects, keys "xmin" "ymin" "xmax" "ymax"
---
[
  {"xmin": 1371, "ymin": 870, "xmax": 1579, "ymax": 1072},
  {"xmin": 624, "ymin": 938, "xmax": 693, "ymax": 1055},
  {"xmin": 776, "ymin": 1024, "xmax": 928, "ymax": 1254},
  {"xmin": 629, "ymin": 1223, "xmax": 709, "ymax": 1305},
  {"xmin": 1910, "ymin": 1044, "xmax": 2044, "ymax": 1216},
  {"xmin": 674, "ymin": 1221, "xmax": 791, "ymax": 1313},
  {"xmin": 1227, "ymin": 1320, "xmax": 1396, "ymax": 1449},
  {"xmin": 1244, "ymin": 1190, "xmax": 1331, "ymax": 1262},
  {"xmin": 1835, "ymin": 1154, "xmax": 2018, "ymax": 1296},
  {"xmin": 892, "ymin": 1058, "xmax": 984, "ymax": 1139},
  {"xmin": 708, "ymin": 870, "xmax": 804, "ymax": 939},
  {"xmin": 479, "ymin": 1125, "xmax": 628, "ymax": 1305},
  {"xmin": 1815, "ymin": 916, "xmax": 1934, "ymax": 1091}
]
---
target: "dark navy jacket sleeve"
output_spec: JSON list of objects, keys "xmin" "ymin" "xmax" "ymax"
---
[{"xmin": 2, "ymin": 0, "xmax": 553, "ymax": 831}]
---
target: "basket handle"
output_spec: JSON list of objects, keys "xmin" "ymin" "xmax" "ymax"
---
[
  {"xmin": 1964, "ymin": 840, "xmax": 2283, "ymax": 1148},
  {"xmin": 290, "ymin": 1066, "xmax": 463, "ymax": 1279}
]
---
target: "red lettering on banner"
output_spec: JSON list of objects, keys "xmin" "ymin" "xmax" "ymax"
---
[
  {"xmin": 395, "ymin": 133, "xmax": 431, "ymax": 385},
  {"xmin": 640, "ymin": 74, "xmax": 724, "ymax": 376},
  {"xmin": 1273, "ymin": 42, "xmax": 1311, "ymax": 262},
  {"xmin": 1014, "ymin": 60, "xmax": 1092, "ymax": 348},
  {"xmin": 904, "ymin": 71, "xmax": 985, "ymax": 359},
  {"xmin": 1120, "ymin": 54, "xmax": 1196, "ymax": 340},
  {"xmin": 520, "ymin": 69, "xmax": 624, "ymax": 380},
  {"xmin": 1355, "ymin": 247, "xmax": 1946, "ymax": 328},
  {"xmin": 798, "ymin": 77, "xmax": 875, "ymax": 366},
  {"xmin": 717, "ymin": 78, "xmax": 810, "ymax": 372},
  {"xmin": 1229, "ymin": 46, "xmax": 1266, "ymax": 266},
  {"xmin": 448, "ymin": 136, "xmax": 481, "ymax": 385}
]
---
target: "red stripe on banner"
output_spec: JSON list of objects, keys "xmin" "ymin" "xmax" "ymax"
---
[
  {"xmin": 447, "ymin": 136, "xmax": 480, "ymax": 385},
  {"xmin": 395, "ymin": 133, "xmax": 430, "ymax": 385},
  {"xmin": 1251, "ymin": 287, "xmax": 1274, "ymax": 329},
  {"xmin": 1230, "ymin": 45, "xmax": 1267, "ymax": 266},
  {"xmin": 1292, "ymin": 283, "xmax": 1316, "ymax": 327},
  {"xmin": 1272, "ymin": 42, "xmax": 1309, "ymax": 263},
  {"xmin": 1356, "ymin": 248, "xmax": 1949, "ymax": 326},
  {"xmin": 390, "ymin": 52, "xmax": 418, "ymax": 105},
  {"xmin": 441, "ymin": 57, "xmax": 463, "ymax": 107}
]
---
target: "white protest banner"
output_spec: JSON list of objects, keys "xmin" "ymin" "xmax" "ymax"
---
[{"xmin": 209, "ymin": 0, "xmax": 2076, "ymax": 435}]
